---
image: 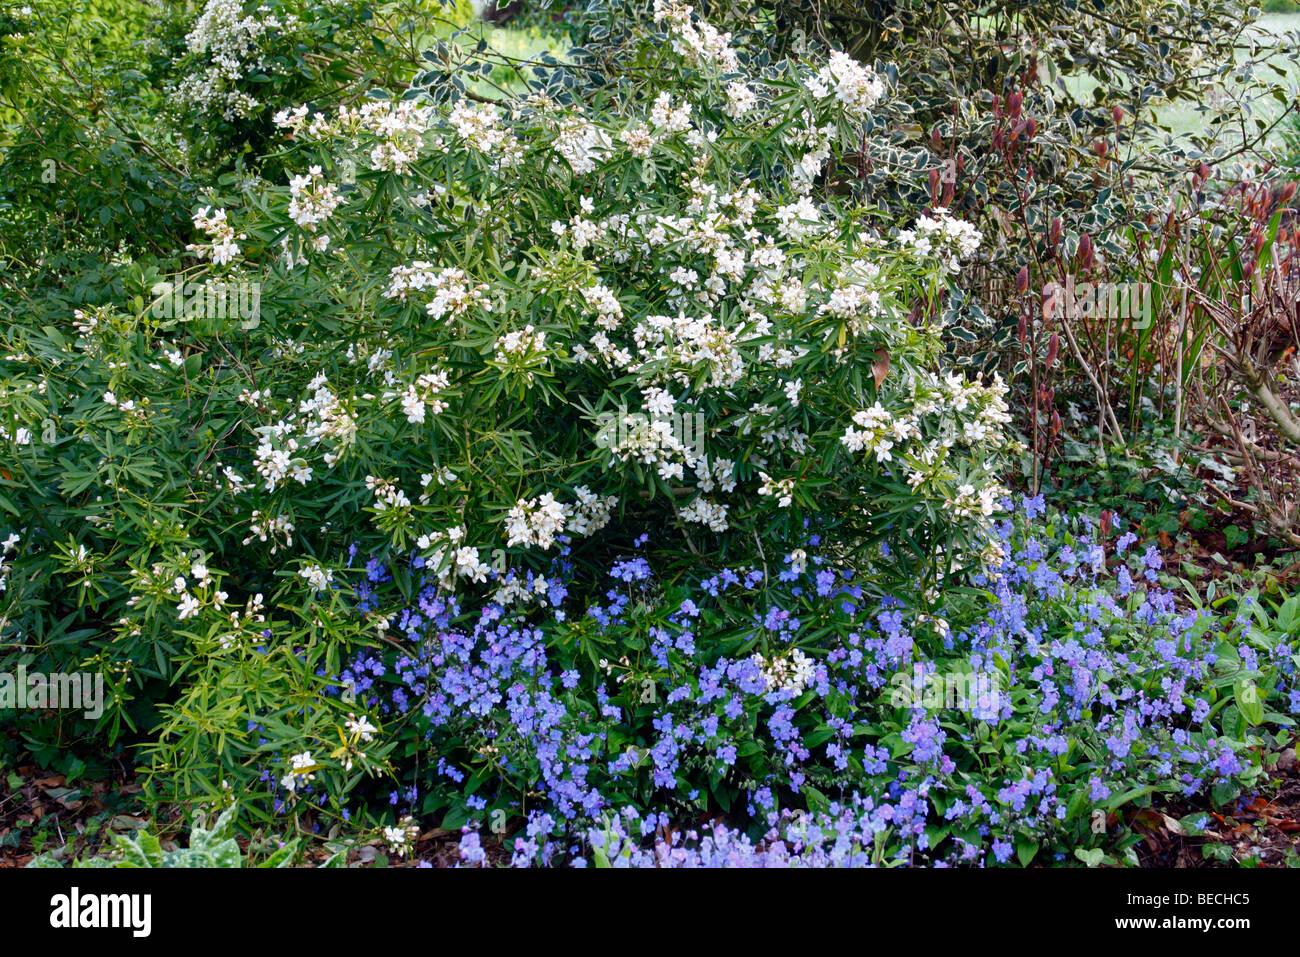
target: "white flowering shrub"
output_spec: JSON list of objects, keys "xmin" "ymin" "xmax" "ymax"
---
[
  {"xmin": 169, "ymin": 0, "xmax": 478, "ymax": 160},
  {"xmin": 0, "ymin": 2, "xmax": 1013, "ymax": 756},
  {"xmin": 239, "ymin": 2, "xmax": 1012, "ymax": 577}
]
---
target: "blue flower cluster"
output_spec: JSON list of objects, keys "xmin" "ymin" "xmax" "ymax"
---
[{"xmin": 325, "ymin": 498, "xmax": 1297, "ymax": 866}]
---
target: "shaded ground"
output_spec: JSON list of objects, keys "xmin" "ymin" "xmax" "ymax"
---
[
  {"xmin": 0, "ymin": 760, "xmax": 145, "ymax": 868},
  {"xmin": 1132, "ymin": 746, "xmax": 1300, "ymax": 867}
]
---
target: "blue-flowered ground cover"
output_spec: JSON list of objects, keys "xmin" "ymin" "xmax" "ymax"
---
[{"xmin": 259, "ymin": 496, "xmax": 1299, "ymax": 865}]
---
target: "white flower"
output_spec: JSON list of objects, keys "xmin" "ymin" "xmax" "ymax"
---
[
  {"xmin": 345, "ymin": 713, "xmax": 378, "ymax": 742},
  {"xmin": 724, "ymin": 81, "xmax": 758, "ymax": 118},
  {"xmin": 290, "ymin": 751, "xmax": 316, "ymax": 773},
  {"xmin": 299, "ymin": 564, "xmax": 333, "ymax": 592},
  {"xmin": 177, "ymin": 593, "xmax": 201, "ymax": 620}
]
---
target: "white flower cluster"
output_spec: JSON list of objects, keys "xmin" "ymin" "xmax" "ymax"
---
[
  {"xmin": 362, "ymin": 103, "xmax": 430, "ymax": 176},
  {"xmin": 840, "ymin": 371, "xmax": 1015, "ymax": 523},
  {"xmin": 492, "ymin": 569, "xmax": 557, "ymax": 609},
  {"xmin": 447, "ymin": 100, "xmax": 523, "ymax": 167},
  {"xmin": 392, "ymin": 370, "xmax": 451, "ymax": 425},
  {"xmin": 568, "ymin": 485, "xmax": 619, "ymax": 536},
  {"xmin": 383, "ymin": 817, "xmax": 419, "ymax": 857},
  {"xmin": 724, "ymin": 81, "xmax": 758, "ymax": 119},
  {"xmin": 287, "ymin": 165, "xmax": 342, "ymax": 236},
  {"xmin": 219, "ymin": 462, "xmax": 250, "ymax": 493},
  {"xmin": 366, "ymin": 475, "xmax": 411, "ymax": 513},
  {"xmin": 417, "ymin": 526, "xmax": 492, "ymax": 588},
  {"xmin": 297, "ymin": 373, "xmax": 358, "ymax": 465},
  {"xmin": 298, "ymin": 564, "xmax": 333, "ymax": 592},
  {"xmin": 952, "ymin": 482, "xmax": 1008, "ymax": 519},
  {"xmin": 757, "ymin": 471, "xmax": 795, "ymax": 508},
  {"xmin": 384, "ymin": 264, "xmax": 492, "ymax": 322},
  {"xmin": 1, "ymin": 423, "xmax": 32, "ymax": 446},
  {"xmin": 618, "ymin": 123, "xmax": 656, "ymax": 158},
  {"xmin": 214, "ymin": 591, "xmax": 268, "ymax": 651},
  {"xmin": 382, "ymin": 262, "xmax": 439, "ymax": 301},
  {"xmin": 582, "ymin": 282, "xmax": 625, "ymax": 329},
  {"xmin": 936, "ymin": 370, "xmax": 1014, "ymax": 443},
  {"xmin": 784, "ymin": 115, "xmax": 838, "ymax": 186},
  {"xmin": 552, "ymin": 117, "xmax": 613, "ymax": 176},
  {"xmin": 275, "ymin": 100, "xmax": 434, "ymax": 175},
  {"xmin": 186, "ymin": 206, "xmax": 243, "ymax": 266},
  {"xmin": 242, "ymin": 510, "xmax": 295, "ymax": 553},
  {"xmin": 898, "ymin": 208, "xmax": 984, "ymax": 274},
  {"xmin": 840, "ymin": 403, "xmax": 920, "ymax": 463},
  {"xmin": 167, "ymin": 555, "xmax": 228, "ymax": 623},
  {"xmin": 610, "ymin": 409, "xmax": 697, "ymax": 480},
  {"xmin": 653, "ymin": 0, "xmax": 740, "ymax": 73},
  {"xmin": 649, "ymin": 92, "xmax": 693, "ymax": 134},
  {"xmin": 551, "ymin": 195, "xmax": 607, "ymax": 252},
  {"xmin": 175, "ymin": 0, "xmax": 289, "ymax": 119},
  {"xmin": 679, "ymin": 497, "xmax": 729, "ymax": 532},
  {"xmin": 272, "ymin": 103, "xmax": 335, "ymax": 139},
  {"xmin": 418, "ymin": 467, "xmax": 458, "ymax": 502},
  {"xmin": 280, "ymin": 751, "xmax": 317, "ymax": 794},
  {"xmin": 819, "ymin": 258, "xmax": 884, "ymax": 333},
  {"xmin": 504, "ymin": 492, "xmax": 569, "ymax": 550},
  {"xmin": 775, "ymin": 196, "xmax": 821, "ymax": 241},
  {"xmin": 634, "ymin": 312, "xmax": 746, "ymax": 389},
  {"xmin": 252, "ymin": 424, "xmax": 311, "ymax": 492},
  {"xmin": 504, "ymin": 487, "xmax": 619, "ymax": 551},
  {"xmin": 751, "ymin": 648, "xmax": 816, "ymax": 695},
  {"xmin": 805, "ymin": 50, "xmax": 886, "ymax": 118},
  {"xmin": 345, "ymin": 713, "xmax": 378, "ymax": 743},
  {"xmin": 494, "ymin": 326, "xmax": 547, "ymax": 361}
]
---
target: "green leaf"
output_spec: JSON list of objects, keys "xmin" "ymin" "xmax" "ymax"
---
[
  {"xmin": 1016, "ymin": 837, "xmax": 1038, "ymax": 867},
  {"xmin": 1234, "ymin": 678, "xmax": 1264, "ymax": 727},
  {"xmin": 1074, "ymin": 847, "xmax": 1105, "ymax": 867}
]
